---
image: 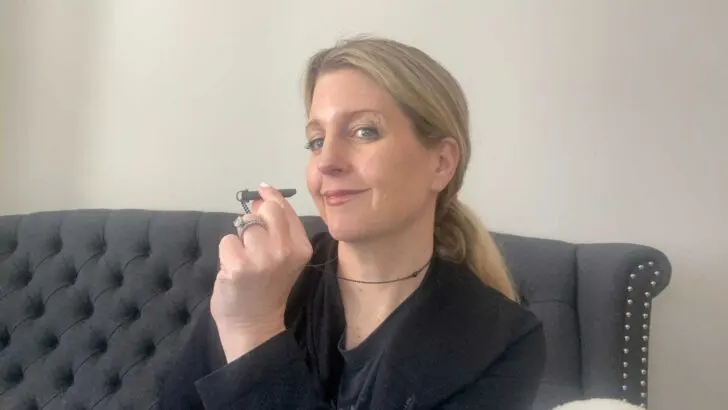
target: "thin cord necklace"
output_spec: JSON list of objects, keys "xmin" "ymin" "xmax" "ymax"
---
[{"xmin": 335, "ymin": 257, "xmax": 432, "ymax": 285}]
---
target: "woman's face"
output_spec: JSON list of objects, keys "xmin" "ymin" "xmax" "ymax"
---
[{"xmin": 305, "ymin": 69, "xmax": 458, "ymax": 243}]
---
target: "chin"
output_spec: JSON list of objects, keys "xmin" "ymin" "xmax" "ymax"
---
[
  {"xmin": 321, "ymin": 214, "xmax": 378, "ymax": 243},
  {"xmin": 324, "ymin": 221, "xmax": 370, "ymax": 243}
]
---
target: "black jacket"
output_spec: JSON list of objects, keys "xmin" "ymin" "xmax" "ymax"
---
[{"xmin": 160, "ymin": 232, "xmax": 546, "ymax": 409}]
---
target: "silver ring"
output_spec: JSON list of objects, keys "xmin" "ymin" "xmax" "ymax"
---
[{"xmin": 233, "ymin": 216, "xmax": 267, "ymax": 234}]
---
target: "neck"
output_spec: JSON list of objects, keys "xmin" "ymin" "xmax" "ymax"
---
[{"xmin": 337, "ymin": 215, "xmax": 435, "ymax": 284}]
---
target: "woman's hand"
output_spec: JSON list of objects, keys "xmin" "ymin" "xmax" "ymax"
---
[{"xmin": 210, "ymin": 184, "xmax": 313, "ymax": 362}]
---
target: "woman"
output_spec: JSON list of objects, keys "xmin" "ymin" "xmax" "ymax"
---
[{"xmin": 161, "ymin": 36, "xmax": 546, "ymax": 409}]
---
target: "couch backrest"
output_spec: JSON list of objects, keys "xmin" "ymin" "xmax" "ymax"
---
[
  {"xmin": 493, "ymin": 233, "xmax": 584, "ymax": 408},
  {"xmin": 1, "ymin": 210, "xmax": 670, "ymax": 409}
]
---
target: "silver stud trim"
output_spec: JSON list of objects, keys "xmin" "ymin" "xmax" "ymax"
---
[{"xmin": 622, "ymin": 261, "xmax": 657, "ymax": 406}]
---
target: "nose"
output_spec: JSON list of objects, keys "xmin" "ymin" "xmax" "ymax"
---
[{"xmin": 316, "ymin": 137, "xmax": 348, "ymax": 176}]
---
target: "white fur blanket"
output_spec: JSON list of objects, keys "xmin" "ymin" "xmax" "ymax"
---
[{"xmin": 553, "ymin": 398, "xmax": 643, "ymax": 410}]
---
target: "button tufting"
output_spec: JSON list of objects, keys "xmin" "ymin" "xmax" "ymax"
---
[
  {"xmin": 52, "ymin": 237, "xmax": 63, "ymax": 253},
  {"xmin": 9, "ymin": 239, "xmax": 18, "ymax": 252},
  {"xmin": 16, "ymin": 268, "xmax": 32, "ymax": 287},
  {"xmin": 158, "ymin": 275, "xmax": 173, "ymax": 291},
  {"xmin": 42, "ymin": 333, "xmax": 59, "ymax": 351},
  {"xmin": 22, "ymin": 398, "xmax": 38, "ymax": 410},
  {"xmin": 113, "ymin": 272, "xmax": 124, "ymax": 287},
  {"xmin": 81, "ymin": 299, "xmax": 94, "ymax": 319},
  {"xmin": 95, "ymin": 337, "xmax": 108, "ymax": 353},
  {"xmin": 176, "ymin": 308, "xmax": 191, "ymax": 325},
  {"xmin": 124, "ymin": 305, "xmax": 141, "ymax": 321},
  {"xmin": 0, "ymin": 326, "xmax": 9, "ymax": 349},
  {"xmin": 139, "ymin": 243, "xmax": 151, "ymax": 256},
  {"xmin": 3, "ymin": 363, "xmax": 24, "ymax": 385},
  {"xmin": 140, "ymin": 339, "xmax": 156, "ymax": 359},
  {"xmin": 54, "ymin": 367, "xmax": 74, "ymax": 389},
  {"xmin": 66, "ymin": 266, "xmax": 79, "ymax": 284},
  {"xmin": 72, "ymin": 295, "xmax": 94, "ymax": 320},
  {"xmin": 106, "ymin": 374, "xmax": 121, "ymax": 393},
  {"xmin": 27, "ymin": 298, "xmax": 45, "ymax": 319},
  {"xmin": 188, "ymin": 244, "xmax": 201, "ymax": 260}
]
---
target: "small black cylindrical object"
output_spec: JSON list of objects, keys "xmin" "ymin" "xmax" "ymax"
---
[{"xmin": 236, "ymin": 188, "xmax": 297, "ymax": 204}]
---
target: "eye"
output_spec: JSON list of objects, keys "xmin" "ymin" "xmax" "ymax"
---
[
  {"xmin": 354, "ymin": 126, "xmax": 380, "ymax": 139},
  {"xmin": 304, "ymin": 137, "xmax": 324, "ymax": 152}
]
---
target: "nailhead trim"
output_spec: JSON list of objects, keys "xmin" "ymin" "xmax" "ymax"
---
[{"xmin": 621, "ymin": 260, "xmax": 661, "ymax": 408}]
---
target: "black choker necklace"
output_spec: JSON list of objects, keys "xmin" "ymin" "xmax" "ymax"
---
[{"xmin": 336, "ymin": 258, "xmax": 432, "ymax": 285}]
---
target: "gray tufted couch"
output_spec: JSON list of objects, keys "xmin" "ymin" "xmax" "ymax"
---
[{"xmin": 0, "ymin": 210, "xmax": 672, "ymax": 410}]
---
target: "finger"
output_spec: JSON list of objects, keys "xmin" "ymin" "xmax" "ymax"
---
[
  {"xmin": 237, "ymin": 213, "xmax": 270, "ymax": 251},
  {"xmin": 250, "ymin": 199, "xmax": 264, "ymax": 214},
  {"xmin": 255, "ymin": 199, "xmax": 291, "ymax": 247},
  {"xmin": 218, "ymin": 234, "xmax": 248, "ymax": 279},
  {"xmin": 257, "ymin": 185, "xmax": 309, "ymax": 244}
]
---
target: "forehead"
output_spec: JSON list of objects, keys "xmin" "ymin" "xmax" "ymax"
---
[{"xmin": 308, "ymin": 69, "xmax": 399, "ymax": 119}]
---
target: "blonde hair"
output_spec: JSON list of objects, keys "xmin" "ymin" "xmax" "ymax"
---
[{"xmin": 303, "ymin": 36, "xmax": 518, "ymax": 301}]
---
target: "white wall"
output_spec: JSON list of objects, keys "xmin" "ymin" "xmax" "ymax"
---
[
  {"xmin": 0, "ymin": 1, "xmax": 100, "ymax": 212},
  {"xmin": 2, "ymin": 1, "xmax": 726, "ymax": 408}
]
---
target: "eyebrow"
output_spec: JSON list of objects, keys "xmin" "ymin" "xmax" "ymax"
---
[{"xmin": 306, "ymin": 109, "xmax": 383, "ymax": 132}]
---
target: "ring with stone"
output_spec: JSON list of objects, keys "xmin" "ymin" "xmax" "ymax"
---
[{"xmin": 233, "ymin": 216, "xmax": 267, "ymax": 234}]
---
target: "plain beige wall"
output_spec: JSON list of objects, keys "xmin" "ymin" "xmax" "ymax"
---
[
  {"xmin": 0, "ymin": 2, "xmax": 101, "ymax": 212},
  {"xmin": 2, "ymin": 1, "xmax": 726, "ymax": 409}
]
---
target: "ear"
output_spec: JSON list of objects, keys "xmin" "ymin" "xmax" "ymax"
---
[{"xmin": 431, "ymin": 137, "xmax": 460, "ymax": 192}]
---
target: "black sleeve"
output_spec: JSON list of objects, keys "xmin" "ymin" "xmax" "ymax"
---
[
  {"xmin": 159, "ymin": 303, "xmax": 330, "ymax": 410},
  {"xmin": 193, "ymin": 330, "xmax": 330, "ymax": 409},
  {"xmin": 437, "ymin": 321, "xmax": 547, "ymax": 410},
  {"xmin": 159, "ymin": 302, "xmax": 225, "ymax": 410}
]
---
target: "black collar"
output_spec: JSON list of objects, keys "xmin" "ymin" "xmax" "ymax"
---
[
  {"xmin": 367, "ymin": 257, "xmax": 526, "ymax": 409},
  {"xmin": 308, "ymin": 233, "xmax": 528, "ymax": 409}
]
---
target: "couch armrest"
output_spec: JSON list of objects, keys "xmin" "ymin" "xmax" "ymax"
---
[{"xmin": 576, "ymin": 243, "xmax": 671, "ymax": 408}]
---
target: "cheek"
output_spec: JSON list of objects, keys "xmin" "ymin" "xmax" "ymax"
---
[
  {"xmin": 362, "ymin": 150, "xmax": 431, "ymax": 200},
  {"xmin": 305, "ymin": 161, "xmax": 320, "ymax": 195}
]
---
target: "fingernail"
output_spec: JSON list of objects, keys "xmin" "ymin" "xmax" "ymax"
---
[{"xmin": 260, "ymin": 182, "xmax": 269, "ymax": 187}]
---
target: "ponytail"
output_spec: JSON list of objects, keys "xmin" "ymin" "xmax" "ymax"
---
[{"xmin": 434, "ymin": 199, "xmax": 518, "ymax": 302}]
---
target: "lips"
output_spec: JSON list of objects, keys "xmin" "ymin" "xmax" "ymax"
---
[{"xmin": 322, "ymin": 189, "xmax": 368, "ymax": 206}]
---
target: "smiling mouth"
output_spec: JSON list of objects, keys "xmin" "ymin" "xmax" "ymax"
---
[{"xmin": 322, "ymin": 189, "xmax": 368, "ymax": 206}]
